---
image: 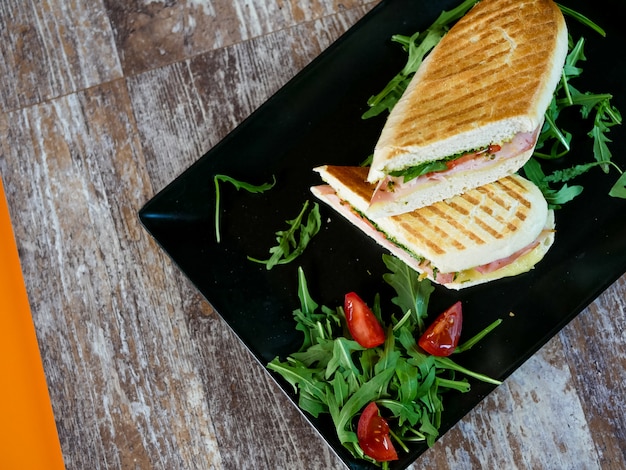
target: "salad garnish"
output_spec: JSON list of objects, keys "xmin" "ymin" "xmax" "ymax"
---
[
  {"xmin": 248, "ymin": 200, "xmax": 321, "ymax": 270},
  {"xmin": 524, "ymin": 35, "xmax": 623, "ymax": 206},
  {"xmin": 268, "ymin": 255, "xmax": 502, "ymax": 466}
]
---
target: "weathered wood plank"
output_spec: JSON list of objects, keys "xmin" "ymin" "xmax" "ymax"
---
[
  {"xmin": 0, "ymin": 0, "xmax": 121, "ymax": 112},
  {"xmin": 414, "ymin": 275, "xmax": 626, "ymax": 469},
  {"xmin": 561, "ymin": 275, "xmax": 626, "ymax": 470},
  {"xmin": 104, "ymin": 0, "xmax": 377, "ymax": 76},
  {"xmin": 0, "ymin": 81, "xmax": 221, "ymax": 470},
  {"xmin": 417, "ymin": 334, "xmax": 601, "ymax": 469},
  {"xmin": 186, "ymin": 304, "xmax": 343, "ymax": 469}
]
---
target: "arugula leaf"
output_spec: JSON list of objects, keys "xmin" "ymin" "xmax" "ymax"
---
[
  {"xmin": 248, "ymin": 200, "xmax": 321, "ymax": 269},
  {"xmin": 332, "ymin": 366, "xmax": 397, "ymax": 446},
  {"xmin": 434, "ymin": 356, "xmax": 502, "ymax": 386},
  {"xmin": 298, "ymin": 389, "xmax": 329, "ymax": 418},
  {"xmin": 418, "ymin": 412, "xmax": 440, "ymax": 447},
  {"xmin": 389, "ymin": 160, "xmax": 449, "ymax": 183},
  {"xmin": 394, "ymin": 357, "xmax": 421, "ymax": 403},
  {"xmin": 522, "ymin": 158, "xmax": 584, "ymax": 208},
  {"xmin": 213, "ymin": 174, "xmax": 276, "ymax": 243},
  {"xmin": 382, "ymin": 254, "xmax": 434, "ymax": 333},
  {"xmin": 534, "ymin": 101, "xmax": 572, "ymax": 159},
  {"xmin": 557, "ymin": 4, "xmax": 606, "ymax": 37},
  {"xmin": 291, "ymin": 267, "xmax": 342, "ymax": 351},
  {"xmin": 532, "ymin": 34, "xmax": 624, "ymax": 201},
  {"xmin": 266, "ymin": 357, "xmax": 328, "ymax": 415},
  {"xmin": 291, "ymin": 340, "xmax": 334, "ymax": 368},
  {"xmin": 405, "ymin": 354, "xmax": 437, "ymax": 401},
  {"xmin": 544, "ymin": 162, "xmax": 606, "ymax": 183},
  {"xmin": 436, "ymin": 376, "xmax": 471, "ymax": 393},
  {"xmin": 589, "ymin": 99, "xmax": 622, "ymax": 171},
  {"xmin": 377, "ymin": 397, "xmax": 422, "ymax": 427},
  {"xmin": 331, "ymin": 373, "xmax": 350, "ymax": 409},
  {"xmin": 297, "ymin": 265, "xmax": 319, "ymax": 316},
  {"xmin": 326, "ymin": 338, "xmax": 366, "ymax": 392},
  {"xmin": 455, "ymin": 319, "xmax": 502, "ymax": 353},
  {"xmin": 609, "ymin": 171, "xmax": 626, "ymax": 198}
]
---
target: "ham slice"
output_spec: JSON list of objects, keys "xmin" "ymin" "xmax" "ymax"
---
[
  {"xmin": 474, "ymin": 226, "xmax": 554, "ymax": 274},
  {"xmin": 370, "ymin": 127, "xmax": 541, "ymax": 205}
]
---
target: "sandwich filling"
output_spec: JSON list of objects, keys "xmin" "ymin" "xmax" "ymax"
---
[
  {"xmin": 312, "ymin": 184, "xmax": 555, "ymax": 288},
  {"xmin": 370, "ymin": 126, "xmax": 541, "ymax": 207}
]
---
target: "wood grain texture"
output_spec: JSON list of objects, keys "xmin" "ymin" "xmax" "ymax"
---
[
  {"xmin": 561, "ymin": 274, "xmax": 626, "ymax": 470},
  {"xmin": 104, "ymin": 0, "xmax": 378, "ymax": 75},
  {"xmin": 0, "ymin": 0, "xmax": 122, "ymax": 112},
  {"xmin": 1, "ymin": 83, "xmax": 220, "ymax": 469},
  {"xmin": 419, "ymin": 337, "xmax": 599, "ymax": 468},
  {"xmin": 1, "ymin": 0, "xmax": 625, "ymax": 469}
]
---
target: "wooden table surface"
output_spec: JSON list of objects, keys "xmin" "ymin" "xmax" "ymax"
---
[{"xmin": 1, "ymin": 1, "xmax": 625, "ymax": 469}]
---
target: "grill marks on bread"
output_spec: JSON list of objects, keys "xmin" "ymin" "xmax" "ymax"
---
[
  {"xmin": 390, "ymin": 0, "xmax": 564, "ymax": 149},
  {"xmin": 392, "ymin": 176, "xmax": 533, "ymax": 255}
]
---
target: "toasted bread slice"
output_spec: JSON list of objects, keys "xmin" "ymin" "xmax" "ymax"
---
[
  {"xmin": 313, "ymin": 165, "xmax": 555, "ymax": 289},
  {"xmin": 366, "ymin": 0, "xmax": 567, "ymax": 214}
]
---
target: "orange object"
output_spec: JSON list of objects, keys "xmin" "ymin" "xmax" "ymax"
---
[{"xmin": 0, "ymin": 176, "xmax": 65, "ymax": 469}]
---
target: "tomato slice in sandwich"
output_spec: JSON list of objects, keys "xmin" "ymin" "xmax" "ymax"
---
[
  {"xmin": 418, "ymin": 301, "xmax": 463, "ymax": 356},
  {"xmin": 357, "ymin": 402, "xmax": 398, "ymax": 462},
  {"xmin": 344, "ymin": 292, "xmax": 386, "ymax": 348}
]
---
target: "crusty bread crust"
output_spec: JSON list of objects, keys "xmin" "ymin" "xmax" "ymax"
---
[
  {"xmin": 368, "ymin": 0, "xmax": 568, "ymax": 182},
  {"xmin": 314, "ymin": 165, "xmax": 550, "ymax": 273}
]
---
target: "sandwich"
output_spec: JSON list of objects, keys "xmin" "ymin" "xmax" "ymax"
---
[
  {"xmin": 312, "ymin": 165, "xmax": 555, "ymax": 290},
  {"xmin": 367, "ymin": 0, "xmax": 568, "ymax": 217}
]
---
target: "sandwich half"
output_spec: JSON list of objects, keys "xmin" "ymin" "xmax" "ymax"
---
[
  {"xmin": 367, "ymin": 0, "xmax": 568, "ymax": 216},
  {"xmin": 313, "ymin": 165, "xmax": 555, "ymax": 290}
]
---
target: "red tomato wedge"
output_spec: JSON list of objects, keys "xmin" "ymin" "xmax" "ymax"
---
[
  {"xmin": 444, "ymin": 151, "xmax": 478, "ymax": 170},
  {"xmin": 344, "ymin": 292, "xmax": 386, "ymax": 348},
  {"xmin": 357, "ymin": 402, "xmax": 398, "ymax": 462},
  {"xmin": 444, "ymin": 144, "xmax": 502, "ymax": 171},
  {"xmin": 418, "ymin": 301, "xmax": 463, "ymax": 356}
]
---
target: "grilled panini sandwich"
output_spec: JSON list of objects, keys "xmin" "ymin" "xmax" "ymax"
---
[
  {"xmin": 313, "ymin": 165, "xmax": 555, "ymax": 290},
  {"xmin": 367, "ymin": 0, "xmax": 568, "ymax": 217}
]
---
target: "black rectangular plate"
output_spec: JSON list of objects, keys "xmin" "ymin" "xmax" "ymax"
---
[{"xmin": 139, "ymin": 1, "xmax": 626, "ymax": 468}]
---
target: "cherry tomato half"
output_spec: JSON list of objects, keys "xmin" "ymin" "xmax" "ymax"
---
[
  {"xmin": 418, "ymin": 301, "xmax": 463, "ymax": 356},
  {"xmin": 344, "ymin": 292, "xmax": 386, "ymax": 348},
  {"xmin": 357, "ymin": 402, "xmax": 398, "ymax": 462}
]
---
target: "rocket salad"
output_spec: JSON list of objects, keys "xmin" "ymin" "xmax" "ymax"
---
[{"xmin": 268, "ymin": 255, "xmax": 502, "ymax": 466}]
